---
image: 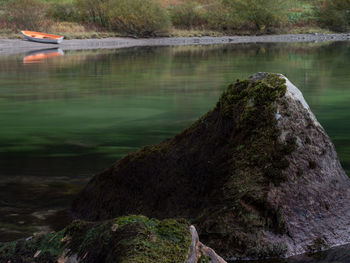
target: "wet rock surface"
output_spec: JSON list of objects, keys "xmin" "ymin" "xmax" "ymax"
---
[{"xmin": 72, "ymin": 73, "xmax": 350, "ymax": 259}]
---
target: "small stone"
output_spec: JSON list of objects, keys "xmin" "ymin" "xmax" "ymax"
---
[
  {"xmin": 33, "ymin": 250, "xmax": 41, "ymax": 258},
  {"xmin": 111, "ymin": 223, "xmax": 119, "ymax": 232}
]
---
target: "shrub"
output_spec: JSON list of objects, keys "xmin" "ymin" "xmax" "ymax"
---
[
  {"xmin": 107, "ymin": 0, "xmax": 171, "ymax": 37},
  {"xmin": 0, "ymin": 0, "xmax": 6, "ymax": 9},
  {"xmin": 315, "ymin": 0, "xmax": 350, "ymax": 32},
  {"xmin": 169, "ymin": 1, "xmax": 208, "ymax": 29},
  {"xmin": 168, "ymin": 0, "xmax": 242, "ymax": 32},
  {"xmin": 224, "ymin": 0, "xmax": 288, "ymax": 31},
  {"xmin": 4, "ymin": 0, "xmax": 50, "ymax": 31},
  {"xmin": 286, "ymin": 1, "xmax": 317, "ymax": 26},
  {"xmin": 205, "ymin": 2, "xmax": 242, "ymax": 31},
  {"xmin": 73, "ymin": 0, "xmax": 170, "ymax": 37},
  {"xmin": 74, "ymin": 0, "xmax": 109, "ymax": 26},
  {"xmin": 48, "ymin": 2, "xmax": 81, "ymax": 23}
]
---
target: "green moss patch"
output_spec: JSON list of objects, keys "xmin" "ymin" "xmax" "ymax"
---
[{"xmin": 0, "ymin": 215, "xmax": 191, "ymax": 263}]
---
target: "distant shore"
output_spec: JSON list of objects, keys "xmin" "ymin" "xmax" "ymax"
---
[{"xmin": 0, "ymin": 33, "xmax": 349, "ymax": 55}]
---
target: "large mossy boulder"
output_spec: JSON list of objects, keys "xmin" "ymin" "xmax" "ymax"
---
[{"xmin": 72, "ymin": 73, "xmax": 350, "ymax": 259}]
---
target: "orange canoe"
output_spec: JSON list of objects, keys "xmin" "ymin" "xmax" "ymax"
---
[{"xmin": 21, "ymin": 31, "xmax": 64, "ymax": 44}]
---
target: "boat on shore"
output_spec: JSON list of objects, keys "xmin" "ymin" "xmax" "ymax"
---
[{"xmin": 21, "ymin": 31, "xmax": 64, "ymax": 44}]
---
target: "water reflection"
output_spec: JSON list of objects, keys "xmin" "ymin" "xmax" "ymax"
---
[
  {"xmin": 23, "ymin": 48, "xmax": 64, "ymax": 64},
  {"xmin": 233, "ymin": 244, "xmax": 350, "ymax": 263}
]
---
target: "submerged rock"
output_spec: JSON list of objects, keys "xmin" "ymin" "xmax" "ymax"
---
[{"xmin": 72, "ymin": 73, "xmax": 350, "ymax": 259}]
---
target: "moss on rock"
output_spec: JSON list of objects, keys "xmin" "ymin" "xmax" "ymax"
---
[
  {"xmin": 0, "ymin": 215, "xmax": 191, "ymax": 263},
  {"xmin": 196, "ymin": 74, "xmax": 294, "ymax": 258}
]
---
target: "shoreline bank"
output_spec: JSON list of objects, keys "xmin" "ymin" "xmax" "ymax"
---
[{"xmin": 0, "ymin": 33, "xmax": 349, "ymax": 55}]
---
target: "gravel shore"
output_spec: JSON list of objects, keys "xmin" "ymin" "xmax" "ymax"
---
[{"xmin": 0, "ymin": 33, "xmax": 349, "ymax": 55}]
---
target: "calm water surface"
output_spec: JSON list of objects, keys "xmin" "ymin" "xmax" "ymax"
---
[{"xmin": 0, "ymin": 42, "xmax": 349, "ymax": 262}]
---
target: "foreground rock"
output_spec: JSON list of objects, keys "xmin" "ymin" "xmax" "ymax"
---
[
  {"xmin": 72, "ymin": 73, "xmax": 350, "ymax": 259},
  {"xmin": 187, "ymin": 226, "xmax": 227, "ymax": 263},
  {"xmin": 0, "ymin": 215, "xmax": 224, "ymax": 263}
]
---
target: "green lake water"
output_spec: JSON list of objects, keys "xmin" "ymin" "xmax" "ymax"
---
[{"xmin": 0, "ymin": 41, "xmax": 349, "ymax": 262}]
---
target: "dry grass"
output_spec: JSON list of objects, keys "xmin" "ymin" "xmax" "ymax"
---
[
  {"xmin": 48, "ymin": 22, "xmax": 120, "ymax": 39},
  {"xmin": 157, "ymin": 0, "xmax": 183, "ymax": 7},
  {"xmin": 158, "ymin": 0, "xmax": 214, "ymax": 7},
  {"xmin": 49, "ymin": 21, "xmax": 86, "ymax": 34},
  {"xmin": 287, "ymin": 26, "xmax": 333, "ymax": 34},
  {"xmin": 168, "ymin": 28, "xmax": 224, "ymax": 37},
  {"xmin": 48, "ymin": 21, "xmax": 121, "ymax": 39}
]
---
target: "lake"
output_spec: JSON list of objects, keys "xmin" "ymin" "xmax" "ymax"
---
[{"xmin": 0, "ymin": 41, "xmax": 349, "ymax": 262}]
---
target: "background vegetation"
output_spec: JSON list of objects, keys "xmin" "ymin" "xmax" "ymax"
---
[
  {"xmin": 0, "ymin": 0, "xmax": 349, "ymax": 38},
  {"xmin": 315, "ymin": 0, "xmax": 350, "ymax": 32}
]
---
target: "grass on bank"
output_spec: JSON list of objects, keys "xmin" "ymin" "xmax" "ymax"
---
[{"xmin": 0, "ymin": 0, "xmax": 349, "ymax": 39}]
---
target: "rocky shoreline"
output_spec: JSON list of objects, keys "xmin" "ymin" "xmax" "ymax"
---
[{"xmin": 0, "ymin": 33, "xmax": 349, "ymax": 55}]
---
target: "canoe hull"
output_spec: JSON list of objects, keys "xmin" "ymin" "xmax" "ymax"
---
[{"xmin": 21, "ymin": 31, "xmax": 63, "ymax": 44}]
